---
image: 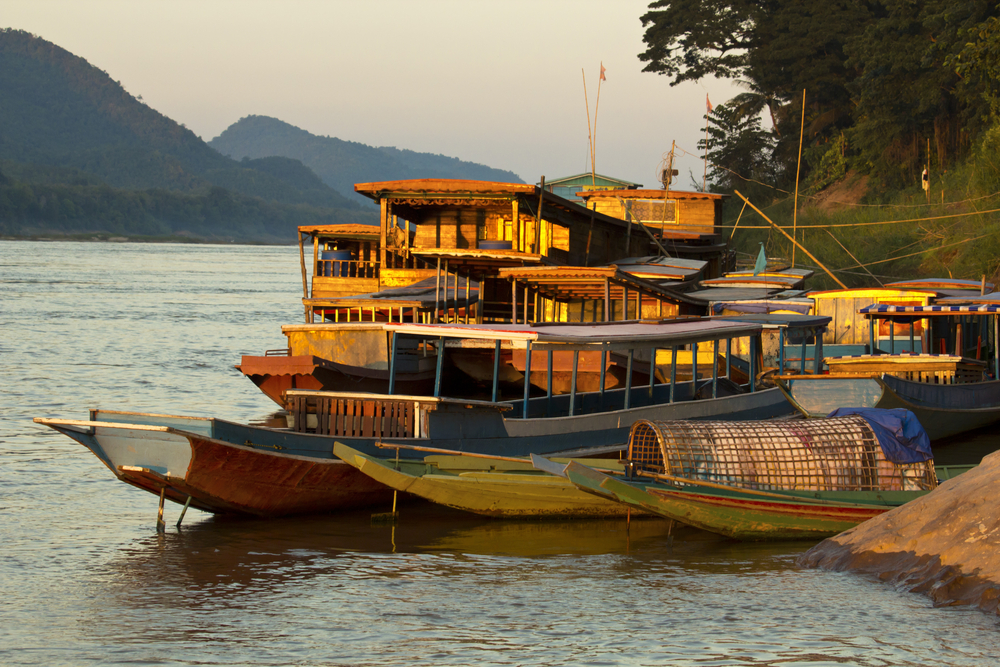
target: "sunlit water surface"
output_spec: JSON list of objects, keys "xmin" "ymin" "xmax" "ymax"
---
[{"xmin": 1, "ymin": 240, "xmax": 997, "ymax": 666}]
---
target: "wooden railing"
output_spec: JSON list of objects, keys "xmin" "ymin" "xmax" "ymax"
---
[
  {"xmin": 290, "ymin": 393, "xmax": 417, "ymax": 437},
  {"xmin": 317, "ymin": 259, "xmax": 379, "ymax": 279}
]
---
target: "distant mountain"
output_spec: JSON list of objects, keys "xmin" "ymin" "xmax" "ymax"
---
[
  {"xmin": 0, "ymin": 29, "xmax": 372, "ymax": 241},
  {"xmin": 209, "ymin": 115, "xmax": 525, "ymax": 206}
]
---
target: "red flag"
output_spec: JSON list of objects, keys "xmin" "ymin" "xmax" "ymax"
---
[
  {"xmin": 706, "ymin": 94, "xmax": 713, "ymax": 112},
  {"xmin": 600, "ymin": 63, "xmax": 606, "ymax": 82}
]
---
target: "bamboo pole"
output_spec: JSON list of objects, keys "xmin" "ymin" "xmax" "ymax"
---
[
  {"xmin": 734, "ymin": 190, "xmax": 847, "ymax": 289},
  {"xmin": 592, "ymin": 63, "xmax": 604, "ymax": 184},
  {"xmin": 792, "ymin": 89, "xmax": 806, "ymax": 268},
  {"xmin": 582, "ymin": 69, "xmax": 594, "ymax": 185}
]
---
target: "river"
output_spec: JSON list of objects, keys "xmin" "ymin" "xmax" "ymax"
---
[{"xmin": 1, "ymin": 240, "xmax": 996, "ymax": 666}]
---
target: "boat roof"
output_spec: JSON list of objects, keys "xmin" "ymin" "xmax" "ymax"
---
[
  {"xmin": 808, "ymin": 287, "xmax": 938, "ymax": 299},
  {"xmin": 612, "ymin": 255, "xmax": 708, "ymax": 271},
  {"xmin": 713, "ymin": 314, "xmax": 831, "ymax": 330},
  {"xmin": 578, "ymin": 189, "xmax": 725, "ymax": 201},
  {"xmin": 408, "ymin": 247, "xmax": 555, "ymax": 269},
  {"xmin": 496, "ymin": 266, "xmax": 702, "ymax": 305},
  {"xmin": 859, "ymin": 303, "xmax": 1000, "ymax": 316},
  {"xmin": 725, "ymin": 268, "xmax": 815, "ymax": 280},
  {"xmin": 934, "ymin": 292, "xmax": 1000, "ymax": 305},
  {"xmin": 683, "ymin": 287, "xmax": 788, "ymax": 303},
  {"xmin": 296, "ymin": 223, "xmax": 388, "ymax": 241},
  {"xmin": 711, "ymin": 299, "xmax": 814, "ymax": 315},
  {"xmin": 384, "ymin": 319, "xmax": 763, "ymax": 351},
  {"xmin": 699, "ymin": 275, "xmax": 805, "ymax": 289},
  {"xmin": 886, "ymin": 278, "xmax": 994, "ymax": 291}
]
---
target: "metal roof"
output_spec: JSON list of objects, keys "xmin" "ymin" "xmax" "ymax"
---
[
  {"xmin": 713, "ymin": 314, "xmax": 831, "ymax": 330},
  {"xmin": 886, "ymin": 278, "xmax": 995, "ymax": 291},
  {"xmin": 859, "ymin": 303, "xmax": 1000, "ymax": 316},
  {"xmin": 384, "ymin": 319, "xmax": 763, "ymax": 351},
  {"xmin": 496, "ymin": 266, "xmax": 701, "ymax": 305}
]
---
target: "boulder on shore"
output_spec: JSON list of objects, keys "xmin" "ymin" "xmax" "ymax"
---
[{"xmin": 798, "ymin": 449, "xmax": 1000, "ymax": 615}]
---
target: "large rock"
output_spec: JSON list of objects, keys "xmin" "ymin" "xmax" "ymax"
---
[{"xmin": 799, "ymin": 449, "xmax": 1000, "ymax": 615}]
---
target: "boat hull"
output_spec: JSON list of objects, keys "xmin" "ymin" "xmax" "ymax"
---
[
  {"xmin": 874, "ymin": 376, "xmax": 1000, "ymax": 442},
  {"xmin": 43, "ymin": 420, "xmax": 392, "ymax": 517},
  {"xmin": 334, "ymin": 443, "xmax": 633, "ymax": 518},
  {"xmin": 563, "ymin": 462, "xmax": 909, "ymax": 541}
]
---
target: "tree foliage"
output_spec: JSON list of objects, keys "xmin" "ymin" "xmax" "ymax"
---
[{"xmin": 639, "ymin": 1, "xmax": 1000, "ymax": 191}]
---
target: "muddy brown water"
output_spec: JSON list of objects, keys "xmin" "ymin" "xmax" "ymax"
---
[{"xmin": 3, "ymin": 240, "xmax": 998, "ymax": 665}]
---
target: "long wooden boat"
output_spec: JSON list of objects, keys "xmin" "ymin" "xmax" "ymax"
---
[
  {"xmin": 560, "ymin": 462, "xmax": 904, "ymax": 541},
  {"xmin": 33, "ymin": 410, "xmax": 394, "ymax": 517},
  {"xmin": 872, "ymin": 374, "xmax": 1000, "ymax": 441},
  {"xmin": 333, "ymin": 442, "xmax": 635, "ymax": 518},
  {"xmin": 36, "ymin": 320, "xmax": 795, "ymax": 517},
  {"xmin": 548, "ymin": 416, "xmax": 965, "ymax": 541}
]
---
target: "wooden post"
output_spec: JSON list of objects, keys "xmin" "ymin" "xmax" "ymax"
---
[
  {"xmin": 523, "ymin": 341, "xmax": 532, "ymax": 419},
  {"xmin": 569, "ymin": 350, "xmax": 579, "ymax": 416},
  {"xmin": 511, "ymin": 278, "xmax": 518, "ymax": 324},
  {"xmin": 492, "ymin": 339, "xmax": 502, "ymax": 402},
  {"xmin": 585, "ymin": 208, "xmax": 594, "ymax": 266},
  {"xmin": 299, "ymin": 231, "xmax": 309, "ymax": 322},
  {"xmin": 624, "ymin": 349, "xmax": 634, "ymax": 409},
  {"xmin": 434, "ymin": 257, "xmax": 442, "ymax": 324},
  {"xmin": 792, "ymin": 89, "xmax": 805, "ymax": 267},
  {"xmin": 380, "ymin": 199, "xmax": 389, "ymax": 269},
  {"xmin": 535, "ymin": 177, "xmax": 545, "ymax": 254},
  {"xmin": 511, "ymin": 199, "xmax": 520, "ymax": 252},
  {"xmin": 434, "ymin": 337, "xmax": 444, "ymax": 398},
  {"xmin": 156, "ymin": 488, "xmax": 165, "ymax": 534},
  {"xmin": 604, "ymin": 278, "xmax": 611, "ymax": 322}
]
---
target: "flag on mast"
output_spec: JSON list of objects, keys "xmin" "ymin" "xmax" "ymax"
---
[
  {"xmin": 706, "ymin": 94, "xmax": 713, "ymax": 112},
  {"xmin": 600, "ymin": 63, "xmax": 606, "ymax": 81},
  {"xmin": 753, "ymin": 243, "xmax": 767, "ymax": 276}
]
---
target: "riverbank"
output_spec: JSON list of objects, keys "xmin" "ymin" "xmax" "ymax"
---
[{"xmin": 799, "ymin": 449, "xmax": 1000, "ymax": 615}]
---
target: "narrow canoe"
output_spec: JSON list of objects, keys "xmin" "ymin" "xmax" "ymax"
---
[{"xmin": 333, "ymin": 442, "xmax": 635, "ymax": 518}]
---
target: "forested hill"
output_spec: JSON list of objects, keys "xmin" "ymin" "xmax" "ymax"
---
[
  {"xmin": 209, "ymin": 115, "xmax": 524, "ymax": 207},
  {"xmin": 0, "ymin": 28, "xmax": 373, "ymax": 242}
]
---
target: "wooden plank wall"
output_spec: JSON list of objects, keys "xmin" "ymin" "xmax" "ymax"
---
[{"xmin": 413, "ymin": 208, "xmax": 487, "ymax": 249}]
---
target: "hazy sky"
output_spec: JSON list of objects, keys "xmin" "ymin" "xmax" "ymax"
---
[{"xmin": 6, "ymin": 0, "xmax": 741, "ymax": 189}]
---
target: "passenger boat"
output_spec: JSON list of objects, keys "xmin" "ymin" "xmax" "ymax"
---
[
  {"xmin": 35, "ymin": 319, "xmax": 795, "ymax": 518},
  {"xmin": 550, "ymin": 416, "xmax": 971, "ymax": 541}
]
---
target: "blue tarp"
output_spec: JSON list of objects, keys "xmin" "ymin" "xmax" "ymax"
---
[{"xmin": 826, "ymin": 407, "xmax": 933, "ymax": 464}]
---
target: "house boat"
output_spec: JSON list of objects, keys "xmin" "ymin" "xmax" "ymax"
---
[{"xmin": 239, "ymin": 179, "xmax": 724, "ymax": 405}]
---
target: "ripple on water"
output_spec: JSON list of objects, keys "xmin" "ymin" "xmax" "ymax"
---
[{"xmin": 1, "ymin": 241, "xmax": 998, "ymax": 666}]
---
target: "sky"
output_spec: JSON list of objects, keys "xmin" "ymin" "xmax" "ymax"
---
[{"xmin": 5, "ymin": 0, "xmax": 742, "ymax": 189}]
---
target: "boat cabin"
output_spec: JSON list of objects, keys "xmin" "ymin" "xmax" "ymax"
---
[{"xmin": 578, "ymin": 189, "xmax": 731, "ymax": 278}]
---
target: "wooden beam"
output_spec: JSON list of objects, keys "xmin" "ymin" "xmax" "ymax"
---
[
  {"xmin": 380, "ymin": 199, "xmax": 389, "ymax": 269},
  {"xmin": 511, "ymin": 199, "xmax": 520, "ymax": 252}
]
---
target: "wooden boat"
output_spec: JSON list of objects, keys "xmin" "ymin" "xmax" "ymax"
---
[
  {"xmin": 560, "ymin": 463, "xmax": 908, "ymax": 541},
  {"xmin": 33, "ymin": 410, "xmax": 395, "ymax": 517},
  {"xmin": 778, "ymin": 299, "xmax": 1000, "ymax": 443},
  {"xmin": 36, "ymin": 320, "xmax": 795, "ymax": 517},
  {"xmin": 551, "ymin": 417, "xmax": 970, "ymax": 541},
  {"xmin": 333, "ymin": 442, "xmax": 635, "ymax": 518},
  {"xmin": 872, "ymin": 374, "xmax": 1000, "ymax": 441}
]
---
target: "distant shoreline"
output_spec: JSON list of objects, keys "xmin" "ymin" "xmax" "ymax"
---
[{"xmin": 0, "ymin": 233, "xmax": 293, "ymax": 245}]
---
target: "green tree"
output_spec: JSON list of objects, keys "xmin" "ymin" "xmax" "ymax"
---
[{"xmin": 699, "ymin": 100, "xmax": 777, "ymax": 191}]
